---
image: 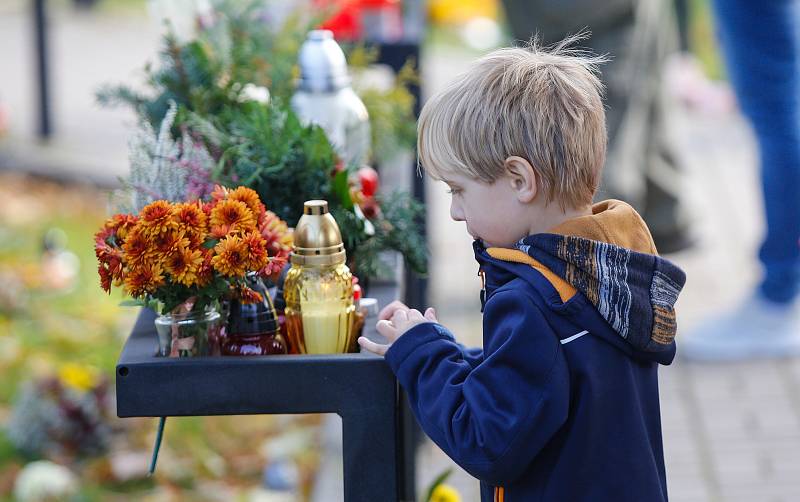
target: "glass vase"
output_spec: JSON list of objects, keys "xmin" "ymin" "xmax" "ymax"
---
[{"xmin": 154, "ymin": 309, "xmax": 221, "ymax": 357}]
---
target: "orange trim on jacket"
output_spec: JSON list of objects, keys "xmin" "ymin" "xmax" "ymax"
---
[
  {"xmin": 494, "ymin": 486, "xmax": 505, "ymax": 502},
  {"xmin": 486, "ymin": 247, "xmax": 577, "ymax": 303}
]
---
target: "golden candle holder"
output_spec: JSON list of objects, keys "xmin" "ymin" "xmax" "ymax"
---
[{"xmin": 283, "ymin": 200, "xmax": 356, "ymax": 354}]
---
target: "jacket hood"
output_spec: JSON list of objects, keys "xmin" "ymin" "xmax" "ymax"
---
[{"xmin": 479, "ymin": 200, "xmax": 685, "ymax": 360}]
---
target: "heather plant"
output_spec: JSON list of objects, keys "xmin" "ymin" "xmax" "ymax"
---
[{"xmin": 116, "ymin": 101, "xmax": 217, "ymax": 214}]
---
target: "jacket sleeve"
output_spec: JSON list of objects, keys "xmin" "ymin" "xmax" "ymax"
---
[
  {"xmin": 458, "ymin": 345, "xmax": 484, "ymax": 368},
  {"xmin": 385, "ymin": 290, "xmax": 570, "ymax": 485}
]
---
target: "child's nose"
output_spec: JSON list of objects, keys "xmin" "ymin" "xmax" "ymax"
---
[{"xmin": 450, "ymin": 199, "xmax": 465, "ymax": 222}]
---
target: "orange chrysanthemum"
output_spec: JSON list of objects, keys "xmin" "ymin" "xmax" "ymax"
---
[
  {"xmin": 95, "ymin": 216, "xmax": 132, "ymax": 291},
  {"xmin": 152, "ymin": 229, "xmax": 191, "ymax": 258},
  {"xmin": 259, "ymin": 210, "xmax": 293, "ymax": 257},
  {"xmin": 122, "ymin": 226, "xmax": 152, "ymax": 266},
  {"xmin": 138, "ymin": 200, "xmax": 175, "ymax": 238},
  {"xmin": 227, "ymin": 186, "xmax": 264, "ymax": 218},
  {"xmin": 209, "ymin": 199, "xmax": 256, "ymax": 236},
  {"xmin": 94, "ymin": 229, "xmax": 120, "ymax": 262},
  {"xmin": 173, "ymin": 202, "xmax": 208, "ymax": 245},
  {"xmin": 94, "ymin": 224, "xmax": 115, "ymax": 248},
  {"xmin": 96, "ymin": 252, "xmax": 125, "ymax": 292},
  {"xmin": 210, "ymin": 224, "xmax": 232, "ymax": 240},
  {"xmin": 101, "ymin": 249, "xmax": 125, "ymax": 284},
  {"xmin": 108, "ymin": 213, "xmax": 139, "ymax": 242},
  {"xmin": 164, "ymin": 246, "xmax": 204, "ymax": 286},
  {"xmin": 124, "ymin": 261, "xmax": 164, "ymax": 297},
  {"xmin": 98, "ymin": 264, "xmax": 114, "ymax": 293},
  {"xmin": 194, "ymin": 249, "xmax": 215, "ymax": 287},
  {"xmin": 242, "ymin": 230, "xmax": 269, "ymax": 271},
  {"xmin": 211, "ymin": 235, "xmax": 249, "ymax": 277}
]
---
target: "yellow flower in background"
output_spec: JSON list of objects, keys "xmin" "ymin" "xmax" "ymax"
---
[
  {"xmin": 428, "ymin": 0, "xmax": 499, "ymax": 24},
  {"xmin": 430, "ymin": 484, "xmax": 461, "ymax": 502},
  {"xmin": 59, "ymin": 363, "xmax": 100, "ymax": 392}
]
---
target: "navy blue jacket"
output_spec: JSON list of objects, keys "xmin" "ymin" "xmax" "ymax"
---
[{"xmin": 385, "ymin": 201, "xmax": 685, "ymax": 501}]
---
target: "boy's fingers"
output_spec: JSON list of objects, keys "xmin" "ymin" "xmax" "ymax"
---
[
  {"xmin": 358, "ymin": 336, "xmax": 387, "ymax": 356},
  {"xmin": 424, "ymin": 307, "xmax": 437, "ymax": 322},
  {"xmin": 391, "ymin": 309, "xmax": 409, "ymax": 323},
  {"xmin": 407, "ymin": 309, "xmax": 424, "ymax": 321},
  {"xmin": 379, "ymin": 300, "xmax": 410, "ymax": 321},
  {"xmin": 376, "ymin": 319, "xmax": 399, "ymax": 341}
]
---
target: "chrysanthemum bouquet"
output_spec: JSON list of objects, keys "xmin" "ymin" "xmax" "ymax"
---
[{"xmin": 94, "ymin": 185, "xmax": 291, "ymax": 316}]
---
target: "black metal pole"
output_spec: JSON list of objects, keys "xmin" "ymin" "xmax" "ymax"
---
[
  {"xmin": 33, "ymin": 0, "xmax": 52, "ymax": 138},
  {"xmin": 373, "ymin": 42, "xmax": 426, "ymax": 502},
  {"xmin": 406, "ymin": 51, "xmax": 426, "ymax": 310},
  {"xmin": 400, "ymin": 59, "xmax": 424, "ymax": 498}
]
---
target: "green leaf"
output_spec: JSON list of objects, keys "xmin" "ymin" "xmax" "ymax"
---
[
  {"xmin": 203, "ymin": 238, "xmax": 219, "ymax": 249},
  {"xmin": 147, "ymin": 299, "xmax": 161, "ymax": 313},
  {"xmin": 332, "ymin": 169, "xmax": 354, "ymax": 210}
]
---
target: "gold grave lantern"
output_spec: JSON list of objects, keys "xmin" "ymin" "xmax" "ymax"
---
[{"xmin": 283, "ymin": 200, "xmax": 356, "ymax": 354}]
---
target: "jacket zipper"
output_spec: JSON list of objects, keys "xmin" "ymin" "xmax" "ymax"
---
[
  {"xmin": 479, "ymin": 268, "xmax": 487, "ymax": 313},
  {"xmin": 494, "ymin": 486, "xmax": 505, "ymax": 502}
]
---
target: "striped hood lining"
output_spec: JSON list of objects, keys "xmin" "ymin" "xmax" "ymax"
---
[{"xmin": 498, "ymin": 200, "xmax": 685, "ymax": 353}]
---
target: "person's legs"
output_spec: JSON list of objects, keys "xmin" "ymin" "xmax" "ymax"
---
[
  {"xmin": 713, "ymin": 0, "xmax": 800, "ymax": 303},
  {"xmin": 501, "ymin": 0, "xmax": 692, "ymax": 252},
  {"xmin": 682, "ymin": 0, "xmax": 800, "ymax": 361}
]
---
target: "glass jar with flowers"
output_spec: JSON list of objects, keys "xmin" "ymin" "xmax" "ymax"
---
[{"xmin": 94, "ymin": 186, "xmax": 291, "ymax": 358}]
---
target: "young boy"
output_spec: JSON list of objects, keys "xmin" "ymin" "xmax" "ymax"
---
[{"xmin": 358, "ymin": 40, "xmax": 686, "ymax": 501}]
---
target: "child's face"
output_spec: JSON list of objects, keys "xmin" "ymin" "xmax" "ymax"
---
[{"xmin": 442, "ymin": 171, "xmax": 533, "ymax": 248}]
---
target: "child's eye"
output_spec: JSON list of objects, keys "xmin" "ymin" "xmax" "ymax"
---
[{"xmin": 446, "ymin": 188, "xmax": 461, "ymax": 195}]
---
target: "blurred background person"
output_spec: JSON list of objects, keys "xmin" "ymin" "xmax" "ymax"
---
[
  {"xmin": 683, "ymin": 0, "xmax": 800, "ymax": 360},
  {"xmin": 500, "ymin": 0, "xmax": 693, "ymax": 253}
]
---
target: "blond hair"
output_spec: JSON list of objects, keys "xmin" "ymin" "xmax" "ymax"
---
[{"xmin": 418, "ymin": 37, "xmax": 607, "ymax": 209}]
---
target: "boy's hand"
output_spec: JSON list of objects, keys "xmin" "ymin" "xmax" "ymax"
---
[
  {"xmin": 358, "ymin": 307, "xmax": 438, "ymax": 356},
  {"xmin": 378, "ymin": 300, "xmax": 411, "ymax": 321}
]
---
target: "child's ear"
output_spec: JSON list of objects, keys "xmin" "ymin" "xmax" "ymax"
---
[{"xmin": 504, "ymin": 156, "xmax": 538, "ymax": 203}]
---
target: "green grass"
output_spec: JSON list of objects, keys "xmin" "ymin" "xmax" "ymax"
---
[{"xmin": 0, "ymin": 431, "xmax": 15, "ymax": 465}]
